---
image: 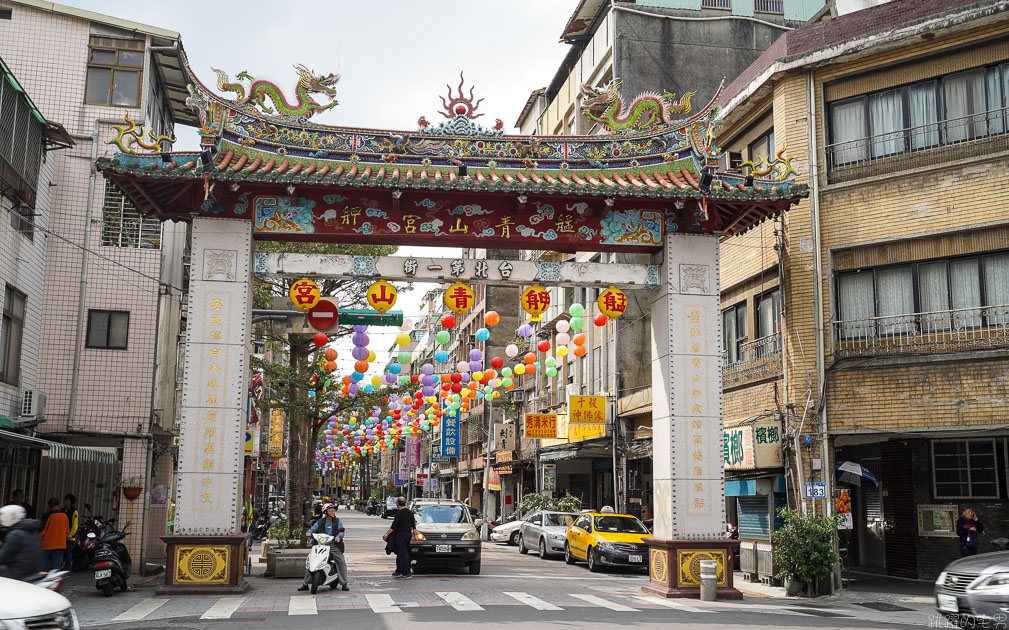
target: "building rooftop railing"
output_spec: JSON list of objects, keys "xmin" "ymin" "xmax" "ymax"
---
[
  {"xmin": 824, "ymin": 108, "xmax": 1009, "ymax": 184},
  {"xmin": 833, "ymin": 305, "xmax": 1009, "ymax": 358}
]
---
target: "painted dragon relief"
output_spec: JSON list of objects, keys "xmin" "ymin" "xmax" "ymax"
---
[
  {"xmin": 212, "ymin": 64, "xmax": 339, "ymax": 119},
  {"xmin": 581, "ymin": 78, "xmax": 696, "ymax": 133}
]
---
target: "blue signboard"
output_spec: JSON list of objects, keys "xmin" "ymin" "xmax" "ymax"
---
[{"xmin": 441, "ymin": 409, "xmax": 460, "ymax": 458}]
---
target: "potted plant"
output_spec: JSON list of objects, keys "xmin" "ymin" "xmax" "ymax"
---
[
  {"xmin": 771, "ymin": 507, "xmax": 842, "ymax": 596},
  {"xmin": 121, "ymin": 476, "xmax": 144, "ymax": 501}
]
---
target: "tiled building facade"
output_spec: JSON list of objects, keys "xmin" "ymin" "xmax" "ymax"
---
[
  {"xmin": 0, "ymin": 0, "xmax": 191, "ymax": 567},
  {"xmin": 717, "ymin": 0, "xmax": 1009, "ymax": 580}
]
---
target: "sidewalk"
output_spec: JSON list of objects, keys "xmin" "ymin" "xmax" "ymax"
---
[{"xmin": 733, "ymin": 569, "xmax": 935, "ymax": 614}]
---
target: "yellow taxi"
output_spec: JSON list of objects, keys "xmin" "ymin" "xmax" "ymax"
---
[{"xmin": 564, "ymin": 511, "xmax": 651, "ymax": 572}]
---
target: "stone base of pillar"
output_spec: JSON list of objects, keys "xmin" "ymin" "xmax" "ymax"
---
[
  {"xmin": 157, "ymin": 535, "xmax": 250, "ymax": 595},
  {"xmin": 642, "ymin": 537, "xmax": 742, "ymax": 600}
]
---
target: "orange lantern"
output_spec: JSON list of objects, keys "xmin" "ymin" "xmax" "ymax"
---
[
  {"xmin": 485, "ymin": 311, "xmax": 501, "ymax": 326},
  {"xmin": 573, "ymin": 345, "xmax": 587, "ymax": 357},
  {"xmin": 523, "ymin": 353, "xmax": 536, "ymax": 365},
  {"xmin": 354, "ymin": 360, "xmax": 369, "ymax": 373},
  {"xmin": 572, "ymin": 333, "xmax": 587, "ymax": 346},
  {"xmin": 324, "ymin": 348, "xmax": 338, "ymax": 360}
]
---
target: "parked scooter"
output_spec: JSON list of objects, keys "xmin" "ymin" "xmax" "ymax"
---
[
  {"xmin": 92, "ymin": 520, "xmax": 132, "ymax": 596},
  {"xmin": 305, "ymin": 533, "xmax": 341, "ymax": 594},
  {"xmin": 72, "ymin": 503, "xmax": 110, "ymax": 572}
]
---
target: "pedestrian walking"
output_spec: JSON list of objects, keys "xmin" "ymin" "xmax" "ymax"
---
[
  {"xmin": 383, "ymin": 496, "xmax": 415, "ymax": 579},
  {"xmin": 957, "ymin": 507, "xmax": 984, "ymax": 557},
  {"xmin": 38, "ymin": 498, "xmax": 69, "ymax": 571},
  {"xmin": 62, "ymin": 494, "xmax": 78, "ymax": 570},
  {"xmin": 298, "ymin": 503, "xmax": 349, "ymax": 591}
]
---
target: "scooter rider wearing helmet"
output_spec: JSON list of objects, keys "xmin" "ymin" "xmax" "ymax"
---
[
  {"xmin": 0, "ymin": 504, "xmax": 42, "ymax": 580},
  {"xmin": 298, "ymin": 503, "xmax": 349, "ymax": 591}
]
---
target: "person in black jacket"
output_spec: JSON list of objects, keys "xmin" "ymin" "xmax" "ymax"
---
[
  {"xmin": 382, "ymin": 497, "xmax": 415, "ymax": 578},
  {"xmin": 0, "ymin": 504, "xmax": 42, "ymax": 580},
  {"xmin": 957, "ymin": 507, "xmax": 985, "ymax": 557}
]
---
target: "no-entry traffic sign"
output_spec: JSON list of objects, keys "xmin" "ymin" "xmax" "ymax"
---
[{"xmin": 307, "ymin": 299, "xmax": 339, "ymax": 331}]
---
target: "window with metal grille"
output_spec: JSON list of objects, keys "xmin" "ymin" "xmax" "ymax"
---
[
  {"xmin": 701, "ymin": 0, "xmax": 731, "ymax": 8},
  {"xmin": 1, "ymin": 285, "xmax": 26, "ymax": 385},
  {"xmin": 932, "ymin": 439, "xmax": 999, "ymax": 499},
  {"xmin": 100, "ymin": 179, "xmax": 160, "ymax": 248}
]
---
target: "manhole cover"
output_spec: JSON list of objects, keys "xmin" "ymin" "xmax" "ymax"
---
[
  {"xmin": 785, "ymin": 608, "xmax": 850, "ymax": 618},
  {"xmin": 855, "ymin": 601, "xmax": 915, "ymax": 612}
]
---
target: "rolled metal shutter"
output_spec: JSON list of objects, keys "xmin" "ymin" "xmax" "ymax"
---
[{"xmin": 737, "ymin": 496, "xmax": 771, "ymax": 540}]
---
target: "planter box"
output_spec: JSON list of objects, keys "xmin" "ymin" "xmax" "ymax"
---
[
  {"xmin": 259, "ymin": 541, "xmax": 276, "ymax": 564},
  {"xmin": 274, "ymin": 548, "xmax": 311, "ymax": 579}
]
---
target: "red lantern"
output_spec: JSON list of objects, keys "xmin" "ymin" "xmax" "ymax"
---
[
  {"xmin": 451, "ymin": 373, "xmax": 462, "ymax": 383},
  {"xmin": 441, "ymin": 314, "xmax": 457, "ymax": 328},
  {"xmin": 537, "ymin": 340, "xmax": 551, "ymax": 353},
  {"xmin": 594, "ymin": 313, "xmax": 608, "ymax": 327},
  {"xmin": 490, "ymin": 356, "xmax": 504, "ymax": 369},
  {"xmin": 313, "ymin": 332, "xmax": 328, "ymax": 347}
]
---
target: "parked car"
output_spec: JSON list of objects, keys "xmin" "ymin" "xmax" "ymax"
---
[
  {"xmin": 489, "ymin": 519, "xmax": 523, "ymax": 545},
  {"xmin": 518, "ymin": 511, "xmax": 578, "ymax": 559},
  {"xmin": 935, "ymin": 550, "xmax": 1009, "ymax": 625},
  {"xmin": 409, "ymin": 499, "xmax": 482, "ymax": 574},
  {"xmin": 382, "ymin": 496, "xmax": 398, "ymax": 519},
  {"xmin": 0, "ymin": 576, "xmax": 79, "ymax": 629},
  {"xmin": 564, "ymin": 511, "xmax": 650, "ymax": 572}
]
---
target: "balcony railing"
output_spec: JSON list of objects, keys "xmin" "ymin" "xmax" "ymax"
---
[
  {"xmin": 833, "ymin": 305, "xmax": 1009, "ymax": 358},
  {"xmin": 701, "ymin": 0, "xmax": 731, "ymax": 8},
  {"xmin": 825, "ymin": 108, "xmax": 1009, "ymax": 184},
  {"xmin": 723, "ymin": 333, "xmax": 782, "ymax": 383},
  {"xmin": 755, "ymin": 0, "xmax": 784, "ymax": 13}
]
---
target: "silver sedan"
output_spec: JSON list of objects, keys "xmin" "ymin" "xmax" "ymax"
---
[{"xmin": 518, "ymin": 511, "xmax": 578, "ymax": 559}]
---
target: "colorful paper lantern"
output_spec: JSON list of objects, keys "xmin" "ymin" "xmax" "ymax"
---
[
  {"xmin": 520, "ymin": 285, "xmax": 551, "ymax": 322},
  {"xmin": 597, "ymin": 286, "xmax": 628, "ymax": 319},
  {"xmin": 289, "ymin": 278, "xmax": 321, "ymax": 312},
  {"xmin": 367, "ymin": 280, "xmax": 398, "ymax": 313},
  {"xmin": 444, "ymin": 283, "xmax": 475, "ymax": 314},
  {"xmin": 313, "ymin": 332, "xmax": 328, "ymax": 347}
]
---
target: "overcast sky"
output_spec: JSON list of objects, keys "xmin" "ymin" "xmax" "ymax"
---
[{"xmin": 72, "ymin": 0, "xmax": 579, "ymax": 377}]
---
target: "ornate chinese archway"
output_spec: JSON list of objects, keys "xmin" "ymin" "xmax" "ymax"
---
[{"xmin": 98, "ymin": 55, "xmax": 806, "ymax": 597}]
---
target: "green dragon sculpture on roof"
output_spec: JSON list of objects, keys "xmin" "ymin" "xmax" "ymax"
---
[{"xmin": 212, "ymin": 64, "xmax": 339, "ymax": 119}]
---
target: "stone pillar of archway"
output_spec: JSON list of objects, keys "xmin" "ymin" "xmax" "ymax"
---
[
  {"xmin": 159, "ymin": 217, "xmax": 252, "ymax": 594},
  {"xmin": 644, "ymin": 233, "xmax": 741, "ymax": 599}
]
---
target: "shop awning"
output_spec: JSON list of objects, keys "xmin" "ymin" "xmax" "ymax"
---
[{"xmin": 0, "ymin": 430, "xmax": 115, "ymax": 463}]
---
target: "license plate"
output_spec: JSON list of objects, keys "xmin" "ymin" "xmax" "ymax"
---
[
  {"xmin": 937, "ymin": 593, "xmax": 958, "ymax": 613},
  {"xmin": 629, "ymin": 554, "xmax": 643, "ymax": 563},
  {"xmin": 435, "ymin": 545, "xmax": 452, "ymax": 553},
  {"xmin": 95, "ymin": 569, "xmax": 112, "ymax": 579}
]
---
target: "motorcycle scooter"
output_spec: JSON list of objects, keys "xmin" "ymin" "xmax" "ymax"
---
[
  {"xmin": 92, "ymin": 520, "xmax": 132, "ymax": 596},
  {"xmin": 305, "ymin": 533, "xmax": 342, "ymax": 594}
]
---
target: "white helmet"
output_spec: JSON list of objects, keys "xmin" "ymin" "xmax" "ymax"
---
[{"xmin": 0, "ymin": 504, "xmax": 26, "ymax": 527}]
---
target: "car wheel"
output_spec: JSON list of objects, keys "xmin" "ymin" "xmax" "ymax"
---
[
  {"xmin": 564, "ymin": 543, "xmax": 576, "ymax": 565},
  {"xmin": 539, "ymin": 539, "xmax": 549, "ymax": 560},
  {"xmin": 587, "ymin": 547, "xmax": 602, "ymax": 573},
  {"xmin": 468, "ymin": 560, "xmax": 481, "ymax": 575},
  {"xmin": 509, "ymin": 530, "xmax": 520, "ymax": 546},
  {"xmin": 518, "ymin": 534, "xmax": 529, "ymax": 554},
  {"xmin": 310, "ymin": 571, "xmax": 323, "ymax": 594}
]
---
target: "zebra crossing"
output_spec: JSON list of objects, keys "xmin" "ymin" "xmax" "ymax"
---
[{"xmin": 87, "ymin": 589, "xmax": 919, "ymax": 624}]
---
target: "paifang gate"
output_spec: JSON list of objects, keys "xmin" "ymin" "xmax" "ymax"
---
[{"xmin": 98, "ymin": 53, "xmax": 806, "ymax": 597}]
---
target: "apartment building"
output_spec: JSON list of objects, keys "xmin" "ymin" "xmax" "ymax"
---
[
  {"xmin": 513, "ymin": 0, "xmax": 824, "ymax": 515},
  {"xmin": 0, "ymin": 0, "xmax": 195, "ymax": 569},
  {"xmin": 716, "ymin": 0, "xmax": 1009, "ymax": 580}
]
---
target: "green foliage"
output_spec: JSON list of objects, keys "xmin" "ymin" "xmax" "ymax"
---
[
  {"xmin": 266, "ymin": 519, "xmax": 299, "ymax": 545},
  {"xmin": 517, "ymin": 492, "xmax": 582, "ymax": 517},
  {"xmin": 771, "ymin": 507, "xmax": 842, "ymax": 583}
]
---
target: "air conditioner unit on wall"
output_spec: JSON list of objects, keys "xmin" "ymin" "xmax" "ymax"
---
[{"xmin": 21, "ymin": 389, "xmax": 45, "ymax": 417}]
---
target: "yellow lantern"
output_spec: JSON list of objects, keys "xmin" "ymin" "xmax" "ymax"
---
[
  {"xmin": 521, "ymin": 285, "xmax": 550, "ymax": 322},
  {"xmin": 289, "ymin": 278, "xmax": 321, "ymax": 312},
  {"xmin": 597, "ymin": 286, "xmax": 628, "ymax": 319},
  {"xmin": 444, "ymin": 282, "xmax": 475, "ymax": 314},
  {"xmin": 367, "ymin": 280, "xmax": 398, "ymax": 313}
]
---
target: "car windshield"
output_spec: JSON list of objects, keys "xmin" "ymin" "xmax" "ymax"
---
[
  {"xmin": 544, "ymin": 513, "xmax": 575, "ymax": 527},
  {"xmin": 413, "ymin": 504, "xmax": 469, "ymax": 524},
  {"xmin": 593, "ymin": 516, "xmax": 648, "ymax": 534}
]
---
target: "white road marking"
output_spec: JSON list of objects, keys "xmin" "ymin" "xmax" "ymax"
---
[
  {"xmin": 200, "ymin": 597, "xmax": 246, "ymax": 620},
  {"xmin": 110, "ymin": 598, "xmax": 169, "ymax": 622},
  {"xmin": 569, "ymin": 594, "xmax": 639, "ymax": 611},
  {"xmin": 436, "ymin": 591, "xmax": 484, "ymax": 611},
  {"xmin": 633, "ymin": 595, "xmax": 714, "ymax": 613},
  {"xmin": 504, "ymin": 591, "xmax": 564, "ymax": 611},
  {"xmin": 365, "ymin": 593, "xmax": 404, "ymax": 613},
  {"xmin": 288, "ymin": 595, "xmax": 318, "ymax": 615}
]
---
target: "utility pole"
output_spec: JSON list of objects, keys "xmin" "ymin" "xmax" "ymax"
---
[
  {"xmin": 609, "ymin": 393, "xmax": 619, "ymax": 511},
  {"xmin": 481, "ymin": 398, "xmax": 492, "ymax": 539}
]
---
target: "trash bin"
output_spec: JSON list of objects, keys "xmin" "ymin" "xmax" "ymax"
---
[{"xmin": 699, "ymin": 559, "xmax": 717, "ymax": 601}]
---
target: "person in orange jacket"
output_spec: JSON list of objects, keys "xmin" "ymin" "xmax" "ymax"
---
[{"xmin": 38, "ymin": 498, "xmax": 69, "ymax": 571}]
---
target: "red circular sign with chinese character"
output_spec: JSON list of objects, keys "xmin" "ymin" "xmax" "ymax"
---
[{"xmin": 307, "ymin": 299, "xmax": 339, "ymax": 332}]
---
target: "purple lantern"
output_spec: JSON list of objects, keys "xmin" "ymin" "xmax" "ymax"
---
[{"xmin": 469, "ymin": 349, "xmax": 483, "ymax": 361}]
